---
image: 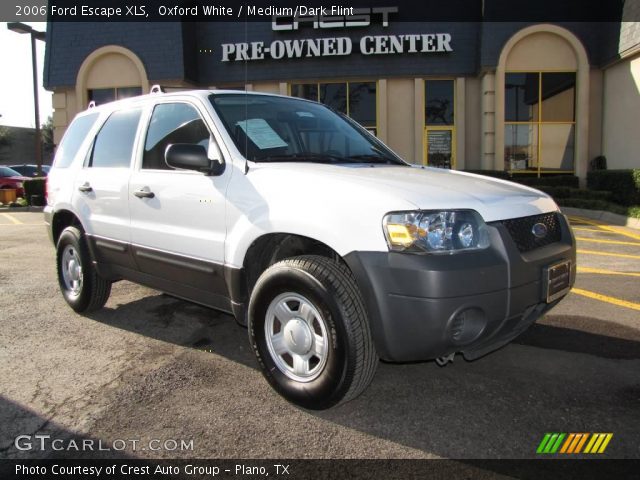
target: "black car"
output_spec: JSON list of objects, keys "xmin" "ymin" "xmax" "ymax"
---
[{"xmin": 9, "ymin": 164, "xmax": 51, "ymax": 177}]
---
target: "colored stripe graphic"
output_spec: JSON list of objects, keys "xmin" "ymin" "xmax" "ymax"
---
[
  {"xmin": 559, "ymin": 433, "xmax": 575, "ymax": 453},
  {"xmin": 537, "ymin": 433, "xmax": 613, "ymax": 454},
  {"xmin": 574, "ymin": 433, "xmax": 589, "ymax": 453},
  {"xmin": 597, "ymin": 434, "xmax": 614, "ymax": 453},
  {"xmin": 536, "ymin": 433, "xmax": 552, "ymax": 454}
]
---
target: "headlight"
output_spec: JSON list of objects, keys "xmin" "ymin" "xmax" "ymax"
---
[{"xmin": 383, "ymin": 210, "xmax": 490, "ymax": 254}]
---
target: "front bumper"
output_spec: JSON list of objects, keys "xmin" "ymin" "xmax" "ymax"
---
[{"xmin": 344, "ymin": 213, "xmax": 576, "ymax": 362}]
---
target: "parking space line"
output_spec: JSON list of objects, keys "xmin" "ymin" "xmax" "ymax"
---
[
  {"xmin": 575, "ymin": 237, "xmax": 640, "ymax": 247},
  {"xmin": 572, "ymin": 227, "xmax": 616, "ymax": 234},
  {"xmin": 577, "ymin": 267, "xmax": 640, "ymax": 278},
  {"xmin": 568, "ymin": 216, "xmax": 640, "ymax": 242},
  {"xmin": 577, "ymin": 249, "xmax": 640, "ymax": 260},
  {"xmin": 0, "ymin": 213, "xmax": 22, "ymax": 225},
  {"xmin": 568, "ymin": 215, "xmax": 602, "ymax": 224},
  {"xmin": 572, "ymin": 288, "xmax": 640, "ymax": 312}
]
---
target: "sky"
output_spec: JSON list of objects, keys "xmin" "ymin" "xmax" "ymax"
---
[{"xmin": 0, "ymin": 22, "xmax": 53, "ymax": 128}]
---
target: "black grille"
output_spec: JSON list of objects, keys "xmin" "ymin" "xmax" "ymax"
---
[{"xmin": 497, "ymin": 212, "xmax": 561, "ymax": 253}]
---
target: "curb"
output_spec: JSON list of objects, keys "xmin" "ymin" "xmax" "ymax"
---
[
  {"xmin": 0, "ymin": 206, "xmax": 45, "ymax": 213},
  {"xmin": 560, "ymin": 207, "xmax": 640, "ymax": 230}
]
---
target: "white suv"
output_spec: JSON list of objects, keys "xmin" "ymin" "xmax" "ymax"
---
[{"xmin": 45, "ymin": 90, "xmax": 576, "ymax": 409}]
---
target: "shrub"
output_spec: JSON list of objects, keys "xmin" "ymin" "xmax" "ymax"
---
[
  {"xmin": 513, "ymin": 175, "xmax": 580, "ymax": 188},
  {"xmin": 461, "ymin": 170, "xmax": 580, "ymax": 188},
  {"xmin": 537, "ymin": 186, "xmax": 611, "ymax": 201},
  {"xmin": 23, "ymin": 178, "xmax": 46, "ymax": 204},
  {"xmin": 586, "ymin": 170, "xmax": 640, "ymax": 206},
  {"xmin": 557, "ymin": 198, "xmax": 630, "ymax": 216},
  {"xmin": 627, "ymin": 206, "xmax": 640, "ymax": 219},
  {"xmin": 463, "ymin": 170, "xmax": 512, "ymax": 180}
]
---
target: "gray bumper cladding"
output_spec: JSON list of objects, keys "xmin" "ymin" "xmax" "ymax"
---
[{"xmin": 344, "ymin": 213, "xmax": 576, "ymax": 362}]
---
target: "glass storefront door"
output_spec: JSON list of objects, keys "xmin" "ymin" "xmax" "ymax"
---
[
  {"xmin": 424, "ymin": 79, "xmax": 455, "ymax": 168},
  {"xmin": 425, "ymin": 127, "xmax": 455, "ymax": 169}
]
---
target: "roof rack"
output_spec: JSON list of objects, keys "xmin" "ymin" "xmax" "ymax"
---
[
  {"xmin": 87, "ymin": 100, "xmax": 96, "ymax": 109},
  {"xmin": 150, "ymin": 84, "xmax": 164, "ymax": 94}
]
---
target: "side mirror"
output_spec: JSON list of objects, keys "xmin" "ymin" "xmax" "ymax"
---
[{"xmin": 165, "ymin": 143, "xmax": 225, "ymax": 176}]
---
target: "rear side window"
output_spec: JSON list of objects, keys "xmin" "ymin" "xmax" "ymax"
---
[
  {"xmin": 89, "ymin": 108, "xmax": 142, "ymax": 168},
  {"xmin": 143, "ymin": 103, "xmax": 210, "ymax": 170},
  {"xmin": 54, "ymin": 113, "xmax": 99, "ymax": 168}
]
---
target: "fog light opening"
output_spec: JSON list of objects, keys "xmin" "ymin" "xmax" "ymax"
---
[{"xmin": 449, "ymin": 307, "xmax": 486, "ymax": 345}]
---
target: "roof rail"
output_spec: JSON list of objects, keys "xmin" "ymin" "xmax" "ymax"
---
[
  {"xmin": 87, "ymin": 100, "xmax": 96, "ymax": 109},
  {"xmin": 150, "ymin": 84, "xmax": 164, "ymax": 94}
]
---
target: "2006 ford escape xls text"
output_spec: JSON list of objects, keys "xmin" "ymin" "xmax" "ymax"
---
[{"xmin": 45, "ymin": 90, "xmax": 576, "ymax": 409}]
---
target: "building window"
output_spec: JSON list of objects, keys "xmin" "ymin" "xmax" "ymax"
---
[
  {"xmin": 88, "ymin": 86, "xmax": 143, "ymax": 106},
  {"xmin": 424, "ymin": 79, "xmax": 455, "ymax": 169},
  {"xmin": 504, "ymin": 72, "xmax": 576, "ymax": 174},
  {"xmin": 290, "ymin": 81, "xmax": 377, "ymax": 135},
  {"xmin": 217, "ymin": 85, "xmax": 246, "ymax": 91}
]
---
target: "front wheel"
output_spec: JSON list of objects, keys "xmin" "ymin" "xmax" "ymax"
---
[
  {"xmin": 248, "ymin": 255, "xmax": 377, "ymax": 409},
  {"xmin": 56, "ymin": 226, "xmax": 111, "ymax": 313}
]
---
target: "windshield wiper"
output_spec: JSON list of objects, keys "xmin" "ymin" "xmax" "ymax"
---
[
  {"xmin": 346, "ymin": 154, "xmax": 395, "ymax": 164},
  {"xmin": 256, "ymin": 153, "xmax": 358, "ymax": 164}
]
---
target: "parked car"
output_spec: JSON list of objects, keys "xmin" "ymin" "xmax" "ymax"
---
[
  {"xmin": 9, "ymin": 164, "xmax": 51, "ymax": 177},
  {"xmin": 0, "ymin": 166, "xmax": 28, "ymax": 197},
  {"xmin": 44, "ymin": 90, "xmax": 576, "ymax": 409}
]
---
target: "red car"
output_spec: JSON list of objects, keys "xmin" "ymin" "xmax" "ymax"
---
[{"xmin": 0, "ymin": 166, "xmax": 29, "ymax": 197}]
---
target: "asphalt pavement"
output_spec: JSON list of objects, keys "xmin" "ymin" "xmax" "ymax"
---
[{"xmin": 0, "ymin": 210, "xmax": 638, "ymax": 460}]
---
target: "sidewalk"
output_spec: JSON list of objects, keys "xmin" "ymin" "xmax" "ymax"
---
[{"xmin": 561, "ymin": 207, "xmax": 640, "ymax": 230}]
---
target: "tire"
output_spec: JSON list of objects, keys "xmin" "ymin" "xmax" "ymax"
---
[
  {"xmin": 56, "ymin": 226, "xmax": 111, "ymax": 313},
  {"xmin": 248, "ymin": 255, "xmax": 377, "ymax": 409}
]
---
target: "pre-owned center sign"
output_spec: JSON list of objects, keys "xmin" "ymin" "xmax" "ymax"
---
[
  {"xmin": 220, "ymin": 7, "xmax": 453, "ymax": 62},
  {"xmin": 221, "ymin": 34, "xmax": 453, "ymax": 61}
]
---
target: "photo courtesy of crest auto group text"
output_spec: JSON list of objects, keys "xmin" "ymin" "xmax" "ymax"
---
[{"xmin": 0, "ymin": 0, "xmax": 639, "ymax": 478}]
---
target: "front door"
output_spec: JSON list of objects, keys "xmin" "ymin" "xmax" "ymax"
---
[{"xmin": 128, "ymin": 101, "xmax": 231, "ymax": 308}]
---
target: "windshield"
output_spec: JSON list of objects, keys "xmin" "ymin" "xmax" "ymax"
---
[
  {"xmin": 210, "ymin": 94, "xmax": 405, "ymax": 165},
  {"xmin": 0, "ymin": 166, "xmax": 22, "ymax": 177}
]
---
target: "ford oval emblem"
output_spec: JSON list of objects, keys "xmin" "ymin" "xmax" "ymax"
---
[{"xmin": 532, "ymin": 223, "xmax": 548, "ymax": 239}]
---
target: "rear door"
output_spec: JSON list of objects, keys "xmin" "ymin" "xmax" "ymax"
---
[
  {"xmin": 128, "ymin": 100, "xmax": 232, "ymax": 309},
  {"xmin": 72, "ymin": 107, "xmax": 143, "ymax": 270}
]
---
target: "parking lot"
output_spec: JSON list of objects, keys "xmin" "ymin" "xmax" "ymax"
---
[{"xmin": 0, "ymin": 210, "xmax": 638, "ymax": 460}]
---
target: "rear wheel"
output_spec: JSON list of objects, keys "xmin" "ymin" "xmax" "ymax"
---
[
  {"xmin": 248, "ymin": 255, "xmax": 377, "ymax": 409},
  {"xmin": 56, "ymin": 226, "xmax": 111, "ymax": 312}
]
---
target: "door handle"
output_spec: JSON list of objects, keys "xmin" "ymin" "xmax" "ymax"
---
[
  {"xmin": 133, "ymin": 188, "xmax": 155, "ymax": 199},
  {"xmin": 78, "ymin": 182, "xmax": 92, "ymax": 193}
]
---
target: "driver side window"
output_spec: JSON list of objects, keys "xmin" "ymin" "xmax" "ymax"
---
[{"xmin": 143, "ymin": 103, "xmax": 212, "ymax": 170}]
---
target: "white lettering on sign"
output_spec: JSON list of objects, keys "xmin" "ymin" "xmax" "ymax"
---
[
  {"xmin": 222, "ymin": 37, "xmax": 354, "ymax": 61},
  {"xmin": 272, "ymin": 7, "xmax": 398, "ymax": 31},
  {"xmin": 360, "ymin": 34, "xmax": 452, "ymax": 55},
  {"xmin": 221, "ymin": 34, "xmax": 452, "ymax": 62}
]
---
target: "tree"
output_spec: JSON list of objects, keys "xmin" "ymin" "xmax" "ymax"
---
[
  {"xmin": 42, "ymin": 115, "xmax": 54, "ymax": 156},
  {"xmin": 0, "ymin": 125, "xmax": 12, "ymax": 147}
]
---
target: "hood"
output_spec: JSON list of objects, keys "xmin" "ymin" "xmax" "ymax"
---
[{"xmin": 248, "ymin": 162, "xmax": 558, "ymax": 222}]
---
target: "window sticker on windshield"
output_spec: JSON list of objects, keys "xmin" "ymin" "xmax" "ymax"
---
[
  {"xmin": 296, "ymin": 111, "xmax": 314, "ymax": 118},
  {"xmin": 236, "ymin": 118, "xmax": 288, "ymax": 150}
]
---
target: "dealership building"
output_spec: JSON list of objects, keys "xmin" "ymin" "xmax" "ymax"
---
[{"xmin": 44, "ymin": 7, "xmax": 640, "ymax": 181}]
